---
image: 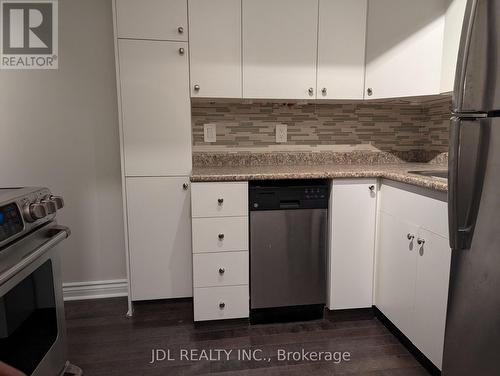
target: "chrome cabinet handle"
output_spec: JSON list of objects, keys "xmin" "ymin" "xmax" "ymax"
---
[
  {"xmin": 407, "ymin": 233, "xmax": 415, "ymax": 240},
  {"xmin": 218, "ymin": 233, "xmax": 225, "ymax": 240},
  {"xmin": 182, "ymin": 183, "xmax": 189, "ymax": 190},
  {"xmin": 179, "ymin": 47, "xmax": 185, "ymax": 55},
  {"xmin": 417, "ymin": 238, "xmax": 425, "ymax": 245},
  {"xmin": 369, "ymin": 185, "xmax": 375, "ymax": 191},
  {"xmin": 217, "ymin": 198, "xmax": 224, "ymax": 205},
  {"xmin": 219, "ymin": 302, "xmax": 225, "ymax": 309},
  {"xmin": 367, "ymin": 88, "xmax": 373, "ymax": 96},
  {"xmin": 218, "ymin": 268, "xmax": 225, "ymax": 275},
  {"xmin": 178, "ymin": 26, "xmax": 184, "ymax": 34},
  {"xmin": 194, "ymin": 84, "xmax": 200, "ymax": 92},
  {"xmin": 308, "ymin": 87, "xmax": 314, "ymax": 96},
  {"xmin": 321, "ymin": 88, "xmax": 327, "ymax": 95}
]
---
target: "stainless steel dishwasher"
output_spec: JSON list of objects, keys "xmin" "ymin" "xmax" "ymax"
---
[{"xmin": 249, "ymin": 180, "xmax": 329, "ymax": 323}]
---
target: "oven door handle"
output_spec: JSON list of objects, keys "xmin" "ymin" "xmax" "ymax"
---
[{"xmin": 0, "ymin": 225, "xmax": 70, "ymax": 285}]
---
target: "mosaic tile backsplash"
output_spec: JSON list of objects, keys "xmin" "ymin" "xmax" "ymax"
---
[{"xmin": 191, "ymin": 96, "xmax": 451, "ymax": 157}]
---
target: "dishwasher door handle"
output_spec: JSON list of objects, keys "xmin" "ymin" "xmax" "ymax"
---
[{"xmin": 279, "ymin": 200, "xmax": 300, "ymax": 209}]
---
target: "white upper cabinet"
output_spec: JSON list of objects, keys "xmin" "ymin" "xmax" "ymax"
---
[
  {"xmin": 188, "ymin": 0, "xmax": 242, "ymax": 98},
  {"xmin": 440, "ymin": 0, "xmax": 468, "ymax": 93},
  {"xmin": 242, "ymin": 0, "xmax": 319, "ymax": 100},
  {"xmin": 317, "ymin": 0, "xmax": 367, "ymax": 100},
  {"xmin": 118, "ymin": 39, "xmax": 192, "ymax": 176},
  {"xmin": 115, "ymin": 0, "xmax": 188, "ymax": 41},
  {"xmin": 365, "ymin": 0, "xmax": 446, "ymax": 99},
  {"xmin": 184, "ymin": 0, "xmax": 452, "ymax": 100}
]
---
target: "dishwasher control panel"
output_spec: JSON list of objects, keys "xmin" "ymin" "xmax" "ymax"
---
[{"xmin": 249, "ymin": 179, "xmax": 330, "ymax": 211}]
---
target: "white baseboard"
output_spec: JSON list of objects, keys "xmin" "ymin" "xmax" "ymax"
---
[{"xmin": 63, "ymin": 279, "xmax": 128, "ymax": 301}]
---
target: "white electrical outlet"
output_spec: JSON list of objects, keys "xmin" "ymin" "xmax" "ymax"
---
[
  {"xmin": 276, "ymin": 123, "xmax": 287, "ymax": 143},
  {"xmin": 204, "ymin": 123, "xmax": 217, "ymax": 143}
]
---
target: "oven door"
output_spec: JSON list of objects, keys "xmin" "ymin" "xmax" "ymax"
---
[{"xmin": 0, "ymin": 224, "xmax": 70, "ymax": 376}]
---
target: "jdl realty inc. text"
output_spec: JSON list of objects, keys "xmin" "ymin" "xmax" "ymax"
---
[{"xmin": 149, "ymin": 348, "xmax": 351, "ymax": 364}]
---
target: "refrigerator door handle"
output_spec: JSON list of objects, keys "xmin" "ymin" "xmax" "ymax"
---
[
  {"xmin": 449, "ymin": 117, "xmax": 490, "ymax": 250},
  {"xmin": 449, "ymin": 117, "xmax": 460, "ymax": 249}
]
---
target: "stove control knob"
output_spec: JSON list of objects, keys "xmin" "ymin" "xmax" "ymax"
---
[
  {"xmin": 49, "ymin": 195, "xmax": 65, "ymax": 210},
  {"xmin": 41, "ymin": 198, "xmax": 57, "ymax": 214},
  {"xmin": 23, "ymin": 202, "xmax": 48, "ymax": 222}
]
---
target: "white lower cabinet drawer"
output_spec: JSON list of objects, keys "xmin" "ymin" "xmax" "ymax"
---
[
  {"xmin": 192, "ymin": 217, "xmax": 248, "ymax": 253},
  {"xmin": 191, "ymin": 182, "xmax": 248, "ymax": 218},
  {"xmin": 193, "ymin": 251, "xmax": 249, "ymax": 288},
  {"xmin": 194, "ymin": 285, "xmax": 249, "ymax": 321}
]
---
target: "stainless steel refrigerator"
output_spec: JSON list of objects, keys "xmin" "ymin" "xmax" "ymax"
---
[{"xmin": 443, "ymin": 0, "xmax": 500, "ymax": 374}]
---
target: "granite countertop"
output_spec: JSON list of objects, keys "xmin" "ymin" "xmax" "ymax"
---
[{"xmin": 191, "ymin": 163, "xmax": 448, "ymax": 192}]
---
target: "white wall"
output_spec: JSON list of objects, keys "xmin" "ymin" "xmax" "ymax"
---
[
  {"xmin": 440, "ymin": 0, "xmax": 468, "ymax": 93},
  {"xmin": 0, "ymin": 0, "xmax": 126, "ymax": 284}
]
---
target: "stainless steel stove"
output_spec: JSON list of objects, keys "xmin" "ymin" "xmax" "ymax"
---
[{"xmin": 0, "ymin": 187, "xmax": 79, "ymax": 376}]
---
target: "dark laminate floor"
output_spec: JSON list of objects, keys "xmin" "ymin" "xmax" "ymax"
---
[{"xmin": 65, "ymin": 298, "xmax": 430, "ymax": 376}]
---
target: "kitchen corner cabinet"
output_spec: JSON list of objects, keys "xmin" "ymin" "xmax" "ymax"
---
[
  {"xmin": 317, "ymin": 0, "xmax": 367, "ymax": 100},
  {"xmin": 375, "ymin": 182, "xmax": 451, "ymax": 369},
  {"xmin": 365, "ymin": 0, "xmax": 446, "ymax": 99},
  {"xmin": 188, "ymin": 0, "xmax": 242, "ymax": 98},
  {"xmin": 115, "ymin": 0, "xmax": 188, "ymax": 41},
  {"xmin": 118, "ymin": 39, "xmax": 192, "ymax": 176},
  {"xmin": 328, "ymin": 179, "xmax": 377, "ymax": 310},
  {"xmin": 242, "ymin": 0, "xmax": 319, "ymax": 100},
  {"xmin": 126, "ymin": 177, "xmax": 193, "ymax": 301}
]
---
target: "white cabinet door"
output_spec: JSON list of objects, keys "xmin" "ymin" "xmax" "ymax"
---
[
  {"xmin": 317, "ymin": 0, "xmax": 367, "ymax": 100},
  {"xmin": 115, "ymin": 0, "xmax": 188, "ymax": 41},
  {"xmin": 365, "ymin": 0, "xmax": 446, "ymax": 99},
  {"xmin": 242, "ymin": 0, "xmax": 319, "ymax": 99},
  {"xmin": 118, "ymin": 40, "xmax": 192, "ymax": 176},
  {"xmin": 188, "ymin": 0, "xmax": 241, "ymax": 98},
  {"xmin": 329, "ymin": 179, "xmax": 377, "ymax": 309},
  {"xmin": 413, "ymin": 228, "xmax": 451, "ymax": 370},
  {"xmin": 376, "ymin": 212, "xmax": 418, "ymax": 338},
  {"xmin": 126, "ymin": 177, "xmax": 192, "ymax": 301}
]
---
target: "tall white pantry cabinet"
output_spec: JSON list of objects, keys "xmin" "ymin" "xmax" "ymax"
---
[{"xmin": 113, "ymin": 0, "xmax": 193, "ymax": 314}]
